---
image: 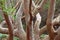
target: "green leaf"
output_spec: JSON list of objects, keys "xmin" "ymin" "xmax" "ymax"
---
[
  {"xmin": 0, "ymin": 33, "xmax": 7, "ymax": 38},
  {"xmin": 14, "ymin": 37, "xmax": 19, "ymax": 40},
  {"xmin": 40, "ymin": 34, "xmax": 46, "ymax": 38}
]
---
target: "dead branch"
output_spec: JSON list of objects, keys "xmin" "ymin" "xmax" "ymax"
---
[
  {"xmin": 16, "ymin": 2, "xmax": 26, "ymax": 40},
  {"xmin": 34, "ymin": 13, "xmax": 41, "ymax": 40}
]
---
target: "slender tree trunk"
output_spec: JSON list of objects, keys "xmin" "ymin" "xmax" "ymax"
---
[
  {"xmin": 46, "ymin": 0, "xmax": 56, "ymax": 40},
  {"xmin": 16, "ymin": 2, "xmax": 26, "ymax": 40},
  {"xmin": 3, "ymin": 13, "xmax": 13, "ymax": 40},
  {"xmin": 26, "ymin": 0, "xmax": 34, "ymax": 40}
]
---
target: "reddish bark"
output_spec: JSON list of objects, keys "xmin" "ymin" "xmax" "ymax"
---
[
  {"xmin": 26, "ymin": 0, "xmax": 33, "ymax": 40},
  {"xmin": 3, "ymin": 13, "xmax": 13, "ymax": 40},
  {"xmin": 46, "ymin": 0, "xmax": 56, "ymax": 40}
]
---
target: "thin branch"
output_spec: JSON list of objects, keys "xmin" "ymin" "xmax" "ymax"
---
[
  {"xmin": 0, "ymin": 27, "xmax": 19, "ymax": 37},
  {"xmin": 34, "ymin": 13, "xmax": 41, "ymax": 40},
  {"xmin": 32, "ymin": 0, "xmax": 47, "ymax": 17},
  {"xmin": 16, "ymin": 2, "xmax": 26, "ymax": 40}
]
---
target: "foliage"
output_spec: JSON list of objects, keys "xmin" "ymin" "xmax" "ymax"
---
[
  {"xmin": 0, "ymin": 0, "xmax": 16, "ymax": 21},
  {"xmin": 0, "ymin": 33, "xmax": 7, "ymax": 38},
  {"xmin": 43, "ymin": 0, "xmax": 60, "ymax": 10},
  {"xmin": 14, "ymin": 37, "xmax": 19, "ymax": 40},
  {"xmin": 43, "ymin": 0, "xmax": 50, "ymax": 10},
  {"xmin": 0, "ymin": 0, "xmax": 6, "ymax": 9},
  {"xmin": 0, "ymin": 0, "xmax": 16, "ymax": 14},
  {"xmin": 0, "ymin": 33, "xmax": 19, "ymax": 40},
  {"xmin": 40, "ymin": 34, "xmax": 47, "ymax": 38}
]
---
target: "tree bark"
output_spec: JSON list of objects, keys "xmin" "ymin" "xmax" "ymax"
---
[
  {"xmin": 46, "ymin": 0, "xmax": 56, "ymax": 40},
  {"xmin": 16, "ymin": 2, "xmax": 26, "ymax": 40},
  {"xmin": 34, "ymin": 13, "xmax": 41, "ymax": 40},
  {"xmin": 3, "ymin": 13, "xmax": 13, "ymax": 40}
]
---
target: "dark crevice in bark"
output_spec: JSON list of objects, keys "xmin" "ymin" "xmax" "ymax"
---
[{"xmin": 26, "ymin": 0, "xmax": 33, "ymax": 40}]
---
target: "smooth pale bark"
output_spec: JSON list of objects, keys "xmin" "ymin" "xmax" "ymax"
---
[
  {"xmin": 35, "ymin": 0, "xmax": 41, "ymax": 5},
  {"xmin": 34, "ymin": 13, "xmax": 41, "ymax": 40},
  {"xmin": 16, "ymin": 2, "xmax": 26, "ymax": 40}
]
